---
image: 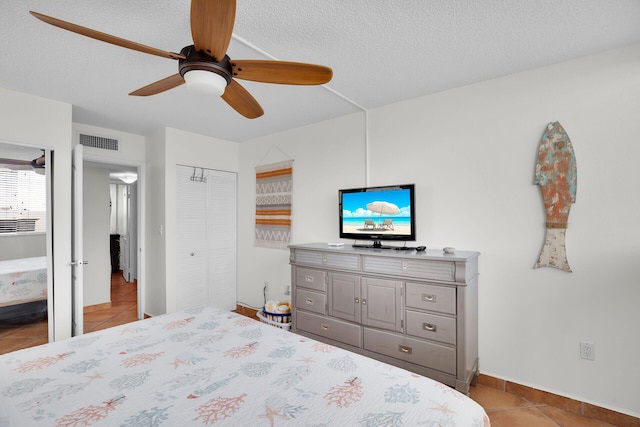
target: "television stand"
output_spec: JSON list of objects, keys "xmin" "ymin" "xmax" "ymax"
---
[{"xmin": 289, "ymin": 242, "xmax": 481, "ymax": 394}]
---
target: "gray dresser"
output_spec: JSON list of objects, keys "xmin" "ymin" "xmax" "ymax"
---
[{"xmin": 289, "ymin": 243, "xmax": 480, "ymax": 394}]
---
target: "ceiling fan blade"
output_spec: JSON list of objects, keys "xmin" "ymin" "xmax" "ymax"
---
[
  {"xmin": 30, "ymin": 11, "xmax": 185, "ymax": 60},
  {"xmin": 129, "ymin": 74, "xmax": 185, "ymax": 96},
  {"xmin": 231, "ymin": 60, "xmax": 333, "ymax": 85},
  {"xmin": 0, "ymin": 158, "xmax": 32, "ymax": 170},
  {"xmin": 221, "ymin": 80, "xmax": 264, "ymax": 119},
  {"xmin": 190, "ymin": 0, "xmax": 236, "ymax": 61}
]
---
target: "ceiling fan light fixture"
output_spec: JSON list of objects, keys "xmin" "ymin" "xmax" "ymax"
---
[
  {"xmin": 111, "ymin": 172, "xmax": 138, "ymax": 184},
  {"xmin": 183, "ymin": 70, "xmax": 227, "ymax": 96},
  {"xmin": 119, "ymin": 174, "xmax": 138, "ymax": 184}
]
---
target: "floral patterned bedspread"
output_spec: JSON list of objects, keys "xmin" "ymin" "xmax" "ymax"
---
[
  {"xmin": 0, "ymin": 306, "xmax": 490, "ymax": 426},
  {"xmin": 0, "ymin": 256, "xmax": 47, "ymax": 306}
]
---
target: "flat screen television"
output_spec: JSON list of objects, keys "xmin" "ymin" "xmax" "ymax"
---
[{"xmin": 339, "ymin": 184, "xmax": 415, "ymax": 248}]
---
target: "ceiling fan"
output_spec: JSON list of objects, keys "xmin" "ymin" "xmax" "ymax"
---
[
  {"xmin": 0, "ymin": 152, "xmax": 45, "ymax": 173},
  {"xmin": 30, "ymin": 0, "xmax": 333, "ymax": 119}
]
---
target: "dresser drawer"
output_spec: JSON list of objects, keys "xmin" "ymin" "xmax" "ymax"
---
[
  {"xmin": 363, "ymin": 256, "xmax": 455, "ymax": 281},
  {"xmin": 295, "ymin": 289, "xmax": 326, "ymax": 315},
  {"xmin": 405, "ymin": 282, "xmax": 456, "ymax": 315},
  {"xmin": 292, "ymin": 249, "xmax": 360, "ymax": 271},
  {"xmin": 405, "ymin": 310, "xmax": 456, "ymax": 345},
  {"xmin": 295, "ymin": 310, "xmax": 361, "ymax": 348},
  {"xmin": 363, "ymin": 327, "xmax": 456, "ymax": 375},
  {"xmin": 295, "ymin": 267, "xmax": 326, "ymax": 292}
]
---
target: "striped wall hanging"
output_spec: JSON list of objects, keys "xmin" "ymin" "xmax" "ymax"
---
[{"xmin": 255, "ymin": 160, "xmax": 293, "ymax": 248}]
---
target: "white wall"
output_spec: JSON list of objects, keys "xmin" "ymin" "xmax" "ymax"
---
[
  {"xmin": 74, "ymin": 123, "xmax": 146, "ymax": 163},
  {"xmin": 0, "ymin": 234, "xmax": 46, "ymax": 260},
  {"xmin": 144, "ymin": 129, "xmax": 167, "ymax": 317},
  {"xmin": 237, "ymin": 44, "xmax": 640, "ymax": 417},
  {"xmin": 237, "ymin": 113, "xmax": 366, "ymax": 305},
  {"xmin": 82, "ymin": 166, "xmax": 111, "ymax": 306},
  {"xmin": 0, "ymin": 87, "xmax": 73, "ymax": 340}
]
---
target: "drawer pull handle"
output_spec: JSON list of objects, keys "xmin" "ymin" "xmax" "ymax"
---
[
  {"xmin": 305, "ymin": 298, "xmax": 314, "ymax": 305},
  {"xmin": 423, "ymin": 323, "xmax": 437, "ymax": 332},
  {"xmin": 321, "ymin": 324, "xmax": 330, "ymax": 331},
  {"xmin": 362, "ymin": 298, "xmax": 367, "ymax": 305},
  {"xmin": 355, "ymin": 298, "xmax": 359, "ymax": 304},
  {"xmin": 399, "ymin": 345, "xmax": 412, "ymax": 354},
  {"xmin": 305, "ymin": 276, "xmax": 314, "ymax": 283},
  {"xmin": 422, "ymin": 294, "xmax": 436, "ymax": 303}
]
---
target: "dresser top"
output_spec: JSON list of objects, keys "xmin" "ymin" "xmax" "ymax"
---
[{"xmin": 289, "ymin": 243, "xmax": 479, "ymax": 262}]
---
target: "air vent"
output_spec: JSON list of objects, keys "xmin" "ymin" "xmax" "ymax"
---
[{"xmin": 78, "ymin": 133, "xmax": 119, "ymax": 151}]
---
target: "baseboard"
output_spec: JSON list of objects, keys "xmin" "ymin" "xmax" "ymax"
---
[
  {"xmin": 234, "ymin": 304, "xmax": 259, "ymax": 320},
  {"xmin": 477, "ymin": 374, "xmax": 640, "ymax": 427},
  {"xmin": 83, "ymin": 302, "xmax": 112, "ymax": 313}
]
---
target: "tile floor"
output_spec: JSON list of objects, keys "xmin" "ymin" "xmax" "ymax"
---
[
  {"xmin": 469, "ymin": 383, "xmax": 619, "ymax": 427},
  {"xmin": 0, "ymin": 272, "xmax": 137, "ymax": 355},
  {"xmin": 1, "ymin": 284, "xmax": 633, "ymax": 426},
  {"xmin": 83, "ymin": 273, "xmax": 138, "ymax": 333},
  {"xmin": 0, "ymin": 311, "xmax": 49, "ymax": 355}
]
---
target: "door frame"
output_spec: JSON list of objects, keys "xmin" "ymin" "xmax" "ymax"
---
[
  {"xmin": 81, "ymin": 153, "xmax": 146, "ymax": 321},
  {"xmin": 71, "ymin": 144, "xmax": 84, "ymax": 335}
]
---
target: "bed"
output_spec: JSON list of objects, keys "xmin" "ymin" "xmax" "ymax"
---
[
  {"xmin": 0, "ymin": 306, "xmax": 490, "ymax": 426},
  {"xmin": 0, "ymin": 256, "xmax": 47, "ymax": 322}
]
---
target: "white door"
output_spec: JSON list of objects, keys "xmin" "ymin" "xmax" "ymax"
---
[
  {"xmin": 176, "ymin": 166, "xmax": 208, "ymax": 310},
  {"xmin": 122, "ymin": 185, "xmax": 131, "ymax": 282},
  {"xmin": 45, "ymin": 149, "xmax": 54, "ymax": 342},
  {"xmin": 71, "ymin": 144, "xmax": 85, "ymax": 336},
  {"xmin": 208, "ymin": 170, "xmax": 237, "ymax": 309},
  {"xmin": 128, "ymin": 182, "xmax": 138, "ymax": 283},
  {"xmin": 175, "ymin": 165, "xmax": 236, "ymax": 311}
]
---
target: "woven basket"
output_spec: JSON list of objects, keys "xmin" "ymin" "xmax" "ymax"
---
[{"xmin": 257, "ymin": 309, "xmax": 292, "ymax": 331}]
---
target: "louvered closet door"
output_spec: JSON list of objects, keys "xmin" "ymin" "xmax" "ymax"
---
[
  {"xmin": 176, "ymin": 166, "xmax": 208, "ymax": 310},
  {"xmin": 175, "ymin": 165, "xmax": 237, "ymax": 311},
  {"xmin": 206, "ymin": 170, "xmax": 237, "ymax": 310}
]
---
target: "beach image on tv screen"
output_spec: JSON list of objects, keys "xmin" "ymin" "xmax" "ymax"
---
[{"xmin": 342, "ymin": 188, "xmax": 412, "ymax": 235}]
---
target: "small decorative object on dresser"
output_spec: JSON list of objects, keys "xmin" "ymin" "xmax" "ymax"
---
[{"xmin": 289, "ymin": 242, "xmax": 480, "ymax": 394}]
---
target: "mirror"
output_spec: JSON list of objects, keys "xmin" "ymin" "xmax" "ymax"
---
[{"xmin": 0, "ymin": 141, "xmax": 50, "ymax": 354}]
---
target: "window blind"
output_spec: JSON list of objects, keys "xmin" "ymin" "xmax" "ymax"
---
[{"xmin": 0, "ymin": 169, "xmax": 46, "ymax": 233}]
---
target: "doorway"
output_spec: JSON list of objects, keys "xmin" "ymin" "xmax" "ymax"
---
[{"xmin": 80, "ymin": 159, "xmax": 144, "ymax": 334}]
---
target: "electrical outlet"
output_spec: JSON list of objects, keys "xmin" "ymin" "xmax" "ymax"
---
[
  {"xmin": 580, "ymin": 342, "xmax": 595, "ymax": 361},
  {"xmin": 284, "ymin": 285, "xmax": 290, "ymax": 296}
]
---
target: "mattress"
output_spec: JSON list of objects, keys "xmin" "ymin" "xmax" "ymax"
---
[
  {"xmin": 0, "ymin": 306, "xmax": 490, "ymax": 426},
  {"xmin": 0, "ymin": 256, "xmax": 47, "ymax": 307}
]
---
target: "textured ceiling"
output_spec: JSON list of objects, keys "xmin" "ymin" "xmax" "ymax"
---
[{"xmin": 2, "ymin": 0, "xmax": 640, "ymax": 142}]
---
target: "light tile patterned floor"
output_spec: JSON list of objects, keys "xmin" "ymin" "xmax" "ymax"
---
[{"xmin": 469, "ymin": 384, "xmax": 618, "ymax": 426}]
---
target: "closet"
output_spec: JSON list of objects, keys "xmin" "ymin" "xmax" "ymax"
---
[{"xmin": 175, "ymin": 165, "xmax": 237, "ymax": 311}]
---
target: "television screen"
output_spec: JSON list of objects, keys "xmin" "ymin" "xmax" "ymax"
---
[{"xmin": 339, "ymin": 184, "xmax": 415, "ymax": 247}]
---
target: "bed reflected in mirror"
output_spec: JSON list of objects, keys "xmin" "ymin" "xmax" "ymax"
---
[{"xmin": 0, "ymin": 141, "xmax": 50, "ymax": 354}]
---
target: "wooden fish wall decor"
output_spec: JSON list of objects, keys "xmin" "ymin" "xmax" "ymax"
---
[{"xmin": 534, "ymin": 121, "xmax": 577, "ymax": 272}]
